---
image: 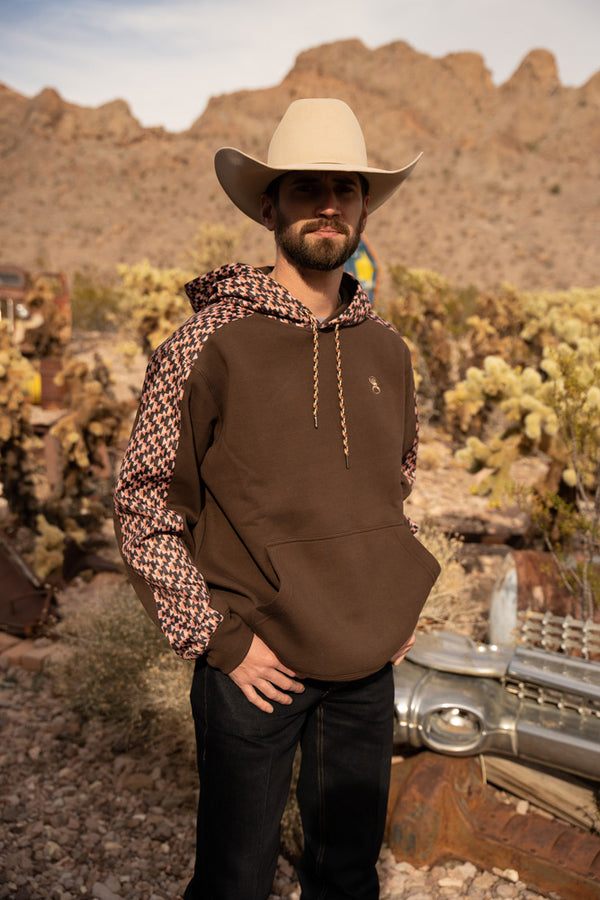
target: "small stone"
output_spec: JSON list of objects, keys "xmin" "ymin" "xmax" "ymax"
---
[
  {"xmin": 122, "ymin": 772, "xmax": 155, "ymax": 790},
  {"xmin": 278, "ymin": 856, "xmax": 295, "ymax": 878},
  {"xmin": 493, "ymin": 867, "xmax": 520, "ymax": 883},
  {"xmin": 396, "ymin": 860, "xmax": 417, "ymax": 874},
  {"xmin": 103, "ymin": 841, "xmax": 122, "ymax": 853},
  {"xmin": 452, "ymin": 861, "xmax": 477, "ymax": 880},
  {"xmin": 152, "ymin": 820, "xmax": 173, "ymax": 842},
  {"xmin": 472, "ymin": 871, "xmax": 498, "ymax": 890},
  {"xmin": 91, "ymin": 883, "xmax": 122, "ymax": 900},
  {"xmin": 438, "ymin": 876, "xmax": 464, "ymax": 887},
  {"xmin": 113, "ymin": 754, "xmax": 133, "ymax": 775},
  {"xmin": 466, "ymin": 889, "xmax": 487, "ymax": 900},
  {"xmin": 44, "ymin": 840, "xmax": 62, "ymax": 860}
]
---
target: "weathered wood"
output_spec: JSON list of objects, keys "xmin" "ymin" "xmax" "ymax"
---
[{"xmin": 481, "ymin": 754, "xmax": 600, "ymax": 833}]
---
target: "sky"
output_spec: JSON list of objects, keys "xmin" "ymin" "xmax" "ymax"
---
[{"xmin": 1, "ymin": 0, "xmax": 599, "ymax": 132}]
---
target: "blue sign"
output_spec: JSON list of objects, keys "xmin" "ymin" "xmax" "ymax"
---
[{"xmin": 345, "ymin": 235, "xmax": 380, "ymax": 304}]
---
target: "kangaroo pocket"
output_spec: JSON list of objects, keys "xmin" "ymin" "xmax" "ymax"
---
[{"xmin": 252, "ymin": 522, "xmax": 441, "ymax": 681}]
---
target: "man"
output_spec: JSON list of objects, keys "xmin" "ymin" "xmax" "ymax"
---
[{"xmin": 114, "ymin": 98, "xmax": 440, "ymax": 900}]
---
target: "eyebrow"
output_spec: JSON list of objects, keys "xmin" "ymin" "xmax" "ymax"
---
[{"xmin": 288, "ymin": 174, "xmax": 361, "ymax": 187}]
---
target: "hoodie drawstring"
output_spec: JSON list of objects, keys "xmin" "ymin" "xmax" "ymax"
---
[
  {"xmin": 311, "ymin": 318, "xmax": 320, "ymax": 429},
  {"xmin": 311, "ymin": 319, "xmax": 349, "ymax": 469}
]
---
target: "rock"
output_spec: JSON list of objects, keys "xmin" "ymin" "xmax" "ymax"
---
[
  {"xmin": 1, "ymin": 41, "xmax": 599, "ymax": 295},
  {"xmin": 91, "ymin": 882, "xmax": 121, "ymax": 900},
  {"xmin": 122, "ymin": 771, "xmax": 155, "ymax": 790},
  {"xmin": 0, "ymin": 666, "xmax": 557, "ymax": 900}
]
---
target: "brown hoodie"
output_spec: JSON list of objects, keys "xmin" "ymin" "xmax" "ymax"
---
[{"xmin": 114, "ymin": 263, "xmax": 439, "ymax": 680}]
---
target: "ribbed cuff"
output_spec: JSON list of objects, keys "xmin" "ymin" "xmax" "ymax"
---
[{"xmin": 205, "ymin": 596, "xmax": 254, "ymax": 674}]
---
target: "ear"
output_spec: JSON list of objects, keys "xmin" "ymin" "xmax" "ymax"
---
[
  {"xmin": 260, "ymin": 193, "xmax": 277, "ymax": 232},
  {"xmin": 359, "ymin": 195, "xmax": 369, "ymax": 234}
]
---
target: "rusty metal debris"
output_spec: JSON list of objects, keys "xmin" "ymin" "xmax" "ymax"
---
[
  {"xmin": 0, "ymin": 532, "xmax": 121, "ymax": 637},
  {"xmin": 0, "ymin": 533, "xmax": 57, "ymax": 636},
  {"xmin": 490, "ymin": 549, "xmax": 600, "ymax": 660},
  {"xmin": 386, "ymin": 751, "xmax": 600, "ymax": 900},
  {"xmin": 0, "ymin": 265, "xmax": 70, "ymax": 348}
]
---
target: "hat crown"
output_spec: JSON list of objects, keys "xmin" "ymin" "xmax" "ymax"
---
[{"xmin": 267, "ymin": 99, "xmax": 369, "ymax": 169}]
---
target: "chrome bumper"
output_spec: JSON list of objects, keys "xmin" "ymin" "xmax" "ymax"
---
[{"xmin": 393, "ymin": 631, "xmax": 600, "ymax": 782}]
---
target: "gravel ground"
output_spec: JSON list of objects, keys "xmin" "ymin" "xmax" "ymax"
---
[{"xmin": 0, "ymin": 663, "xmax": 557, "ymax": 900}]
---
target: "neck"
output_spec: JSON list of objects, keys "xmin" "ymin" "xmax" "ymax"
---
[{"xmin": 271, "ymin": 255, "xmax": 343, "ymax": 319}]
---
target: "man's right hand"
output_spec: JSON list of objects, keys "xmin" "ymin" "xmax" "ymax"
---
[{"xmin": 228, "ymin": 634, "xmax": 305, "ymax": 713}]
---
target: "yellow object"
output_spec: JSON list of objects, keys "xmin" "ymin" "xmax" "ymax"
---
[
  {"xmin": 24, "ymin": 373, "xmax": 42, "ymax": 404},
  {"xmin": 354, "ymin": 251, "xmax": 375, "ymax": 290}
]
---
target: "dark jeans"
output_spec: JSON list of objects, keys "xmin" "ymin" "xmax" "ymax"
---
[{"xmin": 183, "ymin": 659, "xmax": 394, "ymax": 900}]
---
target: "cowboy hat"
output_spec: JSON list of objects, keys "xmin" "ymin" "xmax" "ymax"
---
[{"xmin": 214, "ymin": 98, "xmax": 422, "ymax": 224}]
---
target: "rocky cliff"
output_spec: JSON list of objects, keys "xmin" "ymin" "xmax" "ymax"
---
[{"xmin": 1, "ymin": 40, "xmax": 598, "ymax": 291}]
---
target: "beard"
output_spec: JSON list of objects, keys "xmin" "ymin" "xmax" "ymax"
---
[{"xmin": 274, "ymin": 215, "xmax": 362, "ymax": 271}]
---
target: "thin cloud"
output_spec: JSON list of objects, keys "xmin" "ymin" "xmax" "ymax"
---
[{"xmin": 1, "ymin": 0, "xmax": 598, "ymax": 131}]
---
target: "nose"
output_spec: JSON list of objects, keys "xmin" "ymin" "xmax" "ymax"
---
[{"xmin": 315, "ymin": 186, "xmax": 340, "ymax": 218}]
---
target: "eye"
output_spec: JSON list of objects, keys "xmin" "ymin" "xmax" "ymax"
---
[{"xmin": 334, "ymin": 181, "xmax": 360, "ymax": 196}]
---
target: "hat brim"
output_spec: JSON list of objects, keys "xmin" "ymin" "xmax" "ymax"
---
[{"xmin": 214, "ymin": 148, "xmax": 422, "ymax": 224}]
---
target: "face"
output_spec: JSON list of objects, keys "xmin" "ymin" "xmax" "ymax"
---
[{"xmin": 261, "ymin": 171, "xmax": 369, "ymax": 272}]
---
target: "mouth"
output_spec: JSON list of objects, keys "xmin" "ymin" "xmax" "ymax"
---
[
  {"xmin": 311, "ymin": 228, "xmax": 343, "ymax": 238},
  {"xmin": 303, "ymin": 221, "xmax": 349, "ymax": 238}
]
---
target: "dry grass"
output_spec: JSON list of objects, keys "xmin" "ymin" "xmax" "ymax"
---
[
  {"xmin": 52, "ymin": 580, "xmax": 194, "ymax": 751},
  {"xmin": 417, "ymin": 520, "xmax": 475, "ymax": 629}
]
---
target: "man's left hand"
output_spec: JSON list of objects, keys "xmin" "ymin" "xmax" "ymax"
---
[{"xmin": 391, "ymin": 632, "xmax": 416, "ymax": 666}]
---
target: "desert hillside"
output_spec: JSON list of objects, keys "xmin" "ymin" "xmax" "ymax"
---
[{"xmin": 1, "ymin": 39, "xmax": 599, "ymax": 292}]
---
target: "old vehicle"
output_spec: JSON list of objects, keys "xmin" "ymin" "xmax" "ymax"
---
[
  {"xmin": 393, "ymin": 629, "xmax": 600, "ymax": 782},
  {"xmin": 0, "ymin": 264, "xmax": 71, "ymax": 356},
  {"xmin": 0, "ymin": 264, "xmax": 71, "ymax": 406}
]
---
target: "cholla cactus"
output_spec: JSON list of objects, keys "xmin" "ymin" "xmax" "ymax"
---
[
  {"xmin": 117, "ymin": 260, "xmax": 192, "ymax": 355},
  {"xmin": 116, "ymin": 225, "xmax": 243, "ymax": 357},
  {"xmin": 183, "ymin": 222, "xmax": 244, "ymax": 275},
  {"xmin": 448, "ymin": 337, "xmax": 599, "ymax": 614},
  {"xmin": 0, "ymin": 326, "xmax": 42, "ymax": 525},
  {"xmin": 18, "ymin": 274, "xmax": 71, "ymax": 358},
  {"xmin": 382, "ymin": 269, "xmax": 529, "ymax": 417},
  {"xmin": 47, "ymin": 355, "xmax": 131, "ymax": 528}
]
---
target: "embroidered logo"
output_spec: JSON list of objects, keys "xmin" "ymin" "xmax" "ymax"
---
[{"xmin": 369, "ymin": 376, "xmax": 381, "ymax": 395}]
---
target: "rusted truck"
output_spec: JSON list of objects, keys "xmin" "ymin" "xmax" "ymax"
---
[{"xmin": 0, "ymin": 264, "xmax": 71, "ymax": 406}]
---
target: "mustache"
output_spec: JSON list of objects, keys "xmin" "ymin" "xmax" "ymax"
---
[{"xmin": 301, "ymin": 219, "xmax": 350, "ymax": 236}]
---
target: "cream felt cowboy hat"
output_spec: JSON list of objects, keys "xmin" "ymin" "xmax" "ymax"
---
[{"xmin": 214, "ymin": 98, "xmax": 421, "ymax": 224}]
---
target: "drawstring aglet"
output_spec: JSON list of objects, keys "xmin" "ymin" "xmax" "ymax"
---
[
  {"xmin": 314, "ymin": 414, "xmax": 319, "ymax": 429},
  {"xmin": 345, "ymin": 454, "xmax": 349, "ymax": 470}
]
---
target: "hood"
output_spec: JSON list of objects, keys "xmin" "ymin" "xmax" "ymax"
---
[
  {"xmin": 184, "ymin": 263, "xmax": 372, "ymax": 328},
  {"xmin": 185, "ymin": 263, "xmax": 375, "ymax": 470}
]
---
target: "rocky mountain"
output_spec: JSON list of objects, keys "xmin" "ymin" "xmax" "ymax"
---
[{"xmin": 1, "ymin": 39, "xmax": 599, "ymax": 292}]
